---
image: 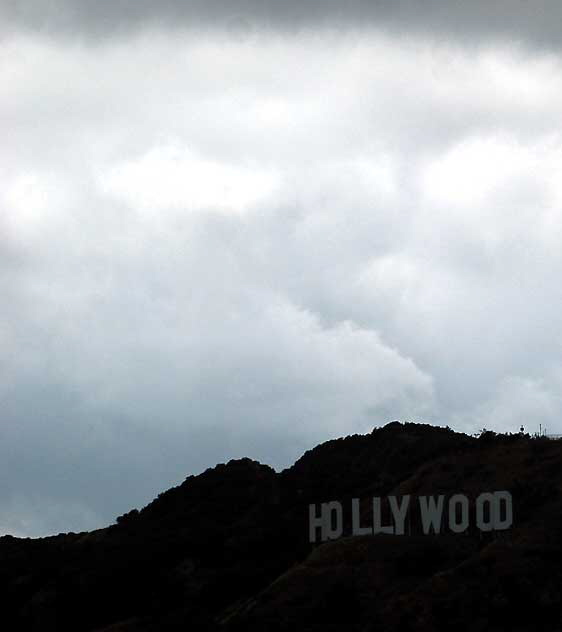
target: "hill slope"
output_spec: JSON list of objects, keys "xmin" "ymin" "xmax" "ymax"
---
[{"xmin": 1, "ymin": 422, "xmax": 561, "ymax": 631}]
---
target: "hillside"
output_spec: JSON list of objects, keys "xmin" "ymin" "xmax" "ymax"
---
[{"xmin": 1, "ymin": 422, "xmax": 561, "ymax": 631}]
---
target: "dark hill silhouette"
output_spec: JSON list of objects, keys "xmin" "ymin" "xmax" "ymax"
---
[{"xmin": 1, "ymin": 422, "xmax": 561, "ymax": 631}]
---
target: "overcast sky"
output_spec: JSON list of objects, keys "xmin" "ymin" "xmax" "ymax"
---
[{"xmin": 2, "ymin": 2, "xmax": 562, "ymax": 537}]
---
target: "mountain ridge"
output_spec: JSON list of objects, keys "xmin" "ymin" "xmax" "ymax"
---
[{"xmin": 1, "ymin": 421, "xmax": 561, "ymax": 631}]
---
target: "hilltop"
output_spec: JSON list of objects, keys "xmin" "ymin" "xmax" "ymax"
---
[{"xmin": 1, "ymin": 422, "xmax": 561, "ymax": 631}]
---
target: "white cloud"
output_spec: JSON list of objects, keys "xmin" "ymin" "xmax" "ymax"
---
[
  {"xmin": 98, "ymin": 144, "xmax": 280, "ymax": 215},
  {"xmin": 2, "ymin": 171, "xmax": 73, "ymax": 245},
  {"xmin": 452, "ymin": 373, "xmax": 562, "ymax": 436}
]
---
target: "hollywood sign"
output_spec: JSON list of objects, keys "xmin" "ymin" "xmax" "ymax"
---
[{"xmin": 309, "ymin": 491, "xmax": 513, "ymax": 543}]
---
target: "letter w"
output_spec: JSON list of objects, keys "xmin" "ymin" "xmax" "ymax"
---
[{"xmin": 419, "ymin": 495, "xmax": 444, "ymax": 534}]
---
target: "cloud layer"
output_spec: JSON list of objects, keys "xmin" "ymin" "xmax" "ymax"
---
[
  {"xmin": 3, "ymin": 0, "xmax": 562, "ymax": 52},
  {"xmin": 2, "ymin": 18, "xmax": 562, "ymax": 535}
]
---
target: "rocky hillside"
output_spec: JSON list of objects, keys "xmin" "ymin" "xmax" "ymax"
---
[{"xmin": 1, "ymin": 422, "xmax": 561, "ymax": 631}]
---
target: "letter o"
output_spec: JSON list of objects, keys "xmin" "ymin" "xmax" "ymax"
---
[
  {"xmin": 476, "ymin": 492, "xmax": 496, "ymax": 532},
  {"xmin": 324, "ymin": 501, "xmax": 343, "ymax": 540},
  {"xmin": 448, "ymin": 494, "xmax": 469, "ymax": 533}
]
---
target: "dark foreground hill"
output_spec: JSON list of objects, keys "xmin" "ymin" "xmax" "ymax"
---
[{"xmin": 1, "ymin": 422, "xmax": 562, "ymax": 631}]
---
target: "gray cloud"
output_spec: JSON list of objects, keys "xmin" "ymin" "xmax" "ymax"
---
[
  {"xmin": 2, "ymin": 26, "xmax": 562, "ymax": 535},
  {"xmin": 2, "ymin": 0, "xmax": 562, "ymax": 51}
]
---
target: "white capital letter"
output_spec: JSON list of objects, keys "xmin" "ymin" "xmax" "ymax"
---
[
  {"xmin": 389, "ymin": 495, "xmax": 410, "ymax": 535},
  {"xmin": 476, "ymin": 492, "xmax": 495, "ymax": 532},
  {"xmin": 448, "ymin": 494, "xmax": 469, "ymax": 533},
  {"xmin": 352, "ymin": 498, "xmax": 373, "ymax": 536},
  {"xmin": 309, "ymin": 503, "xmax": 324, "ymax": 543},
  {"xmin": 324, "ymin": 501, "xmax": 343, "ymax": 540},
  {"xmin": 373, "ymin": 497, "xmax": 394, "ymax": 534},
  {"xmin": 419, "ymin": 495, "xmax": 444, "ymax": 534},
  {"xmin": 493, "ymin": 491, "xmax": 513, "ymax": 530}
]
